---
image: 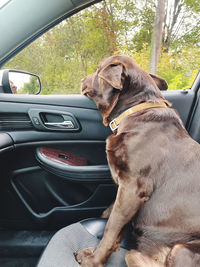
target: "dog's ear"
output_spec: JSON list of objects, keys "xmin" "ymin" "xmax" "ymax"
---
[
  {"xmin": 98, "ymin": 62, "xmax": 127, "ymax": 90},
  {"xmin": 149, "ymin": 74, "xmax": 168, "ymax": 91}
]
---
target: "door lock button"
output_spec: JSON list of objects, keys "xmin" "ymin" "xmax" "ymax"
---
[{"xmin": 33, "ymin": 117, "xmax": 40, "ymax": 125}]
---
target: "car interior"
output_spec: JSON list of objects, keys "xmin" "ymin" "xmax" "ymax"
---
[
  {"xmin": 0, "ymin": 0, "xmax": 200, "ymax": 266},
  {"xmin": 0, "ymin": 79, "xmax": 199, "ymax": 266}
]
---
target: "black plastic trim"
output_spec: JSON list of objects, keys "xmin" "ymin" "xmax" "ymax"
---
[
  {"xmin": 0, "ymin": 91, "xmax": 194, "ymax": 129},
  {"xmin": 163, "ymin": 89, "xmax": 195, "ymax": 127},
  {"xmin": 0, "ymin": 145, "xmax": 14, "ymax": 154},
  {"xmin": 12, "ymin": 166, "xmax": 41, "ymax": 176},
  {"xmin": 0, "ymin": 230, "xmax": 54, "ymax": 257},
  {"xmin": 0, "ymin": 95, "xmax": 97, "ymax": 109},
  {"xmin": 14, "ymin": 140, "xmax": 106, "ymax": 148},
  {"xmin": 191, "ymin": 70, "xmax": 200, "ymax": 93},
  {"xmin": 0, "ymin": 133, "xmax": 14, "ymax": 153},
  {"xmin": 11, "ymin": 177, "xmax": 115, "ymax": 221}
]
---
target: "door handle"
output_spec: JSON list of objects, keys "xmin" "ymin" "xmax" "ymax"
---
[
  {"xmin": 44, "ymin": 121, "xmax": 74, "ymax": 129},
  {"xmin": 28, "ymin": 109, "xmax": 80, "ymax": 131}
]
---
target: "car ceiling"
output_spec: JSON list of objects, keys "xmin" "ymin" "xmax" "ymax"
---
[{"xmin": 0, "ymin": 0, "xmax": 101, "ymax": 66}]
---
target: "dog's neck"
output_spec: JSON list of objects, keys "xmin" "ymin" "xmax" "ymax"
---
[
  {"xmin": 108, "ymin": 83, "xmax": 168, "ymax": 124},
  {"xmin": 109, "ymin": 102, "xmax": 168, "ymax": 132}
]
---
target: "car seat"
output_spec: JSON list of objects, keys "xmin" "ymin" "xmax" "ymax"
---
[{"xmin": 37, "ymin": 218, "xmax": 136, "ymax": 267}]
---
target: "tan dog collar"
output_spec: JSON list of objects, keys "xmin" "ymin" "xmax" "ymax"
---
[{"xmin": 109, "ymin": 102, "xmax": 168, "ymax": 132}]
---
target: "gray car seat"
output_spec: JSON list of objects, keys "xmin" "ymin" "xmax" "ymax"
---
[{"xmin": 37, "ymin": 218, "xmax": 136, "ymax": 267}]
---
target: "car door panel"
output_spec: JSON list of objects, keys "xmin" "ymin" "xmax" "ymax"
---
[
  {"xmin": 12, "ymin": 167, "xmax": 116, "ymax": 228},
  {"xmin": 0, "ymin": 91, "xmax": 195, "ymax": 230},
  {"xmin": 0, "ymin": 95, "xmax": 114, "ymax": 230},
  {"xmin": 163, "ymin": 89, "xmax": 195, "ymax": 126},
  {"xmin": 1, "ymin": 142, "xmax": 115, "ymax": 230},
  {"xmin": 0, "ymin": 133, "xmax": 14, "ymax": 153},
  {"xmin": 0, "ymin": 101, "xmax": 110, "ymax": 143}
]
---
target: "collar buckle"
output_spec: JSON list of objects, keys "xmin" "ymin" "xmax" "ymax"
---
[{"xmin": 109, "ymin": 119, "xmax": 118, "ymax": 132}]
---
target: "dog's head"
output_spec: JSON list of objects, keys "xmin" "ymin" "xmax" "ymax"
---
[{"xmin": 81, "ymin": 55, "xmax": 168, "ymax": 126}]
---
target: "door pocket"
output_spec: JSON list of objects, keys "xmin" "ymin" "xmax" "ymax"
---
[{"xmin": 36, "ymin": 147, "xmax": 112, "ymax": 182}]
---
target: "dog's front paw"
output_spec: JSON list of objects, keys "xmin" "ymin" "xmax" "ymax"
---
[
  {"xmin": 75, "ymin": 248, "xmax": 94, "ymax": 264},
  {"xmin": 74, "ymin": 248, "xmax": 103, "ymax": 267}
]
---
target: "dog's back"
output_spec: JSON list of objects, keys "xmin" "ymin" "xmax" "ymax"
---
[{"xmin": 117, "ymin": 107, "xmax": 200, "ymax": 249}]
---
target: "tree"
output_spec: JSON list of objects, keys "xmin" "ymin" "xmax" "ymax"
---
[
  {"xmin": 163, "ymin": 0, "xmax": 200, "ymax": 51},
  {"xmin": 4, "ymin": 0, "xmax": 200, "ymax": 92},
  {"xmin": 150, "ymin": 0, "xmax": 166, "ymax": 74}
]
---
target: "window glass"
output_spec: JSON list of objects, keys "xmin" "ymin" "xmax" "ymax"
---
[{"xmin": 4, "ymin": 0, "xmax": 200, "ymax": 94}]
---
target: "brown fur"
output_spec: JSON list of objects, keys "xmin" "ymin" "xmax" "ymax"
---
[{"xmin": 76, "ymin": 55, "xmax": 200, "ymax": 266}]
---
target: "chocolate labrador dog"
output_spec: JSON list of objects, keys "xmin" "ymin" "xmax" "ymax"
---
[{"xmin": 76, "ymin": 55, "xmax": 200, "ymax": 266}]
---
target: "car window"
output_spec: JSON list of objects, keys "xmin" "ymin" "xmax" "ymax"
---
[{"xmin": 3, "ymin": 0, "xmax": 200, "ymax": 94}]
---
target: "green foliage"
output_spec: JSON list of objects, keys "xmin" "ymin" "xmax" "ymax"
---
[
  {"xmin": 157, "ymin": 46, "xmax": 200, "ymax": 90},
  {"xmin": 184, "ymin": 0, "xmax": 200, "ymax": 12},
  {"xmin": 131, "ymin": 3, "xmax": 155, "ymax": 51},
  {"xmin": 3, "ymin": 0, "xmax": 200, "ymax": 94},
  {"xmin": 19, "ymin": 76, "xmax": 40, "ymax": 94}
]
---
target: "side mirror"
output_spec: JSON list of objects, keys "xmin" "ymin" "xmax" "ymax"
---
[{"xmin": 0, "ymin": 69, "xmax": 41, "ymax": 94}]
